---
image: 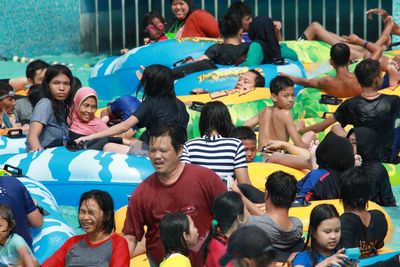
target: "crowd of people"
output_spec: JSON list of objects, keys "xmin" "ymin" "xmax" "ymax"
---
[{"xmin": 0, "ymin": 0, "xmax": 399, "ymax": 266}]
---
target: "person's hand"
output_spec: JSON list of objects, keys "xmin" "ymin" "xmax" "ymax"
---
[
  {"xmin": 342, "ymin": 34, "xmax": 363, "ymax": 45},
  {"xmin": 29, "ymin": 146, "xmax": 43, "ymax": 153},
  {"xmin": 367, "ymin": 8, "xmax": 389, "ymax": 20},
  {"xmin": 135, "ymin": 65, "xmax": 145, "ymax": 81},
  {"xmin": 75, "ymin": 135, "xmax": 93, "ymax": 144},
  {"xmin": 354, "ymin": 154, "xmax": 363, "ymax": 166},
  {"xmin": 273, "ymin": 21, "xmax": 282, "ymax": 31},
  {"xmin": 384, "ymin": 15, "xmax": 394, "ymax": 28},
  {"xmin": 317, "ymin": 248, "xmax": 347, "ymax": 267},
  {"xmin": 230, "ymin": 180, "xmax": 241, "ymax": 193},
  {"xmin": 120, "ymin": 48, "xmax": 129, "ymax": 54},
  {"xmin": 255, "ymin": 203, "xmax": 266, "ymax": 213},
  {"xmin": 264, "ymin": 140, "xmax": 284, "ymax": 151}
]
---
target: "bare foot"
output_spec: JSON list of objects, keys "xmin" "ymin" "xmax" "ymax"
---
[{"xmin": 309, "ymin": 139, "xmax": 319, "ymax": 169}]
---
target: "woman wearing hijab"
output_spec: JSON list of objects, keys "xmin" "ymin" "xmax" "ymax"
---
[
  {"xmin": 69, "ymin": 87, "xmax": 123, "ymax": 150},
  {"xmin": 167, "ymin": 0, "xmax": 220, "ymax": 39},
  {"xmin": 240, "ymin": 16, "xmax": 283, "ymax": 66},
  {"xmin": 347, "ymin": 127, "xmax": 397, "ymax": 206},
  {"xmin": 297, "ymin": 131, "xmax": 355, "ymax": 201}
]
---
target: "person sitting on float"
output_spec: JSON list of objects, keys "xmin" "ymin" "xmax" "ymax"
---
[{"xmin": 0, "ymin": 82, "xmax": 19, "ymax": 135}]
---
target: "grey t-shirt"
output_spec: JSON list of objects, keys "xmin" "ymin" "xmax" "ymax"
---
[
  {"xmin": 66, "ymin": 238, "xmax": 112, "ymax": 266},
  {"xmin": 15, "ymin": 97, "xmax": 33, "ymax": 124},
  {"xmin": 27, "ymin": 98, "xmax": 68, "ymax": 149},
  {"xmin": 248, "ymin": 215, "xmax": 303, "ymax": 250}
]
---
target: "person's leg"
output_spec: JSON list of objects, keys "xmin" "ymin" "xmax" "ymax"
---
[
  {"xmin": 103, "ymin": 143, "xmax": 130, "ymax": 154},
  {"xmin": 301, "ymin": 131, "xmax": 316, "ymax": 147}
]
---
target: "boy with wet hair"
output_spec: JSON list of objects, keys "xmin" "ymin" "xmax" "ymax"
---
[
  {"xmin": 231, "ymin": 126, "xmax": 257, "ymax": 162},
  {"xmin": 244, "ymin": 76, "xmax": 315, "ymax": 150},
  {"xmin": 198, "ymin": 14, "xmax": 248, "ymax": 66}
]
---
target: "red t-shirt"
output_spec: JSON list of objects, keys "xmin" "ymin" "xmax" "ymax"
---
[
  {"xmin": 204, "ymin": 236, "xmax": 233, "ymax": 267},
  {"xmin": 42, "ymin": 233, "xmax": 130, "ymax": 266},
  {"xmin": 182, "ymin": 10, "xmax": 220, "ymax": 38},
  {"xmin": 123, "ymin": 163, "xmax": 227, "ymax": 267}
]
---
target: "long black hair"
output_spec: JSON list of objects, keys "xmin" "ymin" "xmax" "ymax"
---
[
  {"xmin": 202, "ymin": 191, "xmax": 245, "ymax": 260},
  {"xmin": 160, "ymin": 212, "xmax": 191, "ymax": 257},
  {"xmin": 136, "ymin": 64, "xmax": 176, "ymax": 100},
  {"xmin": 199, "ymin": 101, "xmax": 234, "ymax": 137},
  {"xmin": 306, "ymin": 204, "xmax": 340, "ymax": 267},
  {"xmin": 42, "ymin": 64, "xmax": 74, "ymax": 125},
  {"xmin": 79, "ymin": 190, "xmax": 115, "ymax": 235}
]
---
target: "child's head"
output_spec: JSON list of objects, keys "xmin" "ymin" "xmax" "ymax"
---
[
  {"xmin": 220, "ymin": 225, "xmax": 277, "ymax": 267},
  {"xmin": 339, "ymin": 167, "xmax": 370, "ymax": 211},
  {"xmin": 231, "ymin": 126, "xmax": 257, "ymax": 162},
  {"xmin": 265, "ymin": 171, "xmax": 297, "ymax": 209},
  {"xmin": 330, "ymin": 43, "xmax": 350, "ymax": 67},
  {"xmin": 143, "ymin": 11, "xmax": 166, "ymax": 40},
  {"xmin": 199, "ymin": 101, "xmax": 234, "ymax": 137},
  {"xmin": 160, "ymin": 212, "xmax": 198, "ymax": 257},
  {"xmin": 0, "ymin": 82, "xmax": 16, "ymax": 115},
  {"xmin": 354, "ymin": 58, "xmax": 381, "ymax": 89},
  {"xmin": 307, "ymin": 204, "xmax": 340, "ymax": 265},
  {"xmin": 136, "ymin": 64, "xmax": 175, "ymax": 100},
  {"xmin": 26, "ymin": 59, "xmax": 50, "ymax": 85},
  {"xmin": 227, "ymin": 1, "xmax": 252, "ymax": 32},
  {"xmin": 78, "ymin": 190, "xmax": 115, "ymax": 236},
  {"xmin": 270, "ymin": 76, "xmax": 295, "ymax": 109},
  {"xmin": 219, "ymin": 14, "xmax": 243, "ymax": 39},
  {"xmin": 0, "ymin": 204, "xmax": 16, "ymax": 244}
]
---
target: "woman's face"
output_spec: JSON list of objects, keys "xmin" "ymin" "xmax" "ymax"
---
[
  {"xmin": 171, "ymin": 0, "xmax": 189, "ymax": 21},
  {"xmin": 313, "ymin": 217, "xmax": 341, "ymax": 255},
  {"xmin": 49, "ymin": 73, "xmax": 71, "ymax": 101},
  {"xmin": 348, "ymin": 133, "xmax": 357, "ymax": 155},
  {"xmin": 0, "ymin": 218, "xmax": 10, "ymax": 245},
  {"xmin": 79, "ymin": 198, "xmax": 104, "ymax": 235},
  {"xmin": 184, "ymin": 215, "xmax": 199, "ymax": 248},
  {"xmin": 78, "ymin": 96, "xmax": 97, "ymax": 123}
]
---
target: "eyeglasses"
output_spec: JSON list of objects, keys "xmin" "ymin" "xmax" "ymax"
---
[{"xmin": 0, "ymin": 90, "xmax": 16, "ymax": 100}]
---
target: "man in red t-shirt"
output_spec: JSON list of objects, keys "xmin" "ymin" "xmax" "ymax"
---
[{"xmin": 123, "ymin": 124, "xmax": 227, "ymax": 267}]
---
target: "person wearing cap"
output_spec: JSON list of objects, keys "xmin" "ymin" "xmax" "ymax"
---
[
  {"xmin": 0, "ymin": 82, "xmax": 19, "ymax": 135},
  {"xmin": 167, "ymin": 0, "xmax": 219, "ymax": 39},
  {"xmin": 219, "ymin": 225, "xmax": 277, "ymax": 267}
]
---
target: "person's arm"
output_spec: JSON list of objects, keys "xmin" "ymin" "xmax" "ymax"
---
[
  {"xmin": 110, "ymin": 235, "xmax": 131, "ymax": 265},
  {"xmin": 367, "ymin": 8, "xmax": 400, "ymax": 35},
  {"xmin": 75, "ymin": 115, "xmax": 138, "ymax": 144},
  {"xmin": 230, "ymin": 181, "xmax": 264, "ymax": 215},
  {"xmin": 27, "ymin": 121, "xmax": 44, "ymax": 151},
  {"xmin": 234, "ymin": 168, "xmax": 251, "ymax": 185},
  {"xmin": 243, "ymin": 114, "xmax": 259, "ymax": 128},
  {"xmin": 18, "ymin": 246, "xmax": 35, "ymax": 267},
  {"xmin": 279, "ymin": 72, "xmax": 324, "ymax": 89},
  {"xmin": 196, "ymin": 54, "xmax": 210, "ymax": 61},
  {"xmin": 27, "ymin": 208, "xmax": 43, "ymax": 228},
  {"xmin": 341, "ymin": 34, "xmax": 383, "ymax": 60},
  {"xmin": 240, "ymin": 42, "xmax": 264, "ymax": 67},
  {"xmin": 8, "ymin": 77, "xmax": 29, "ymax": 92},
  {"xmin": 298, "ymin": 116, "xmax": 337, "ymax": 134},
  {"xmin": 123, "ymin": 234, "xmax": 138, "ymax": 258},
  {"xmin": 273, "ymin": 21, "xmax": 283, "ymax": 41},
  {"xmin": 283, "ymin": 111, "xmax": 309, "ymax": 148},
  {"xmin": 265, "ymin": 140, "xmax": 310, "ymax": 158}
]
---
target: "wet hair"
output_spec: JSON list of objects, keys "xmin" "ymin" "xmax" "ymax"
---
[
  {"xmin": 265, "ymin": 171, "xmax": 297, "ymax": 209},
  {"xmin": 339, "ymin": 167, "xmax": 370, "ymax": 211},
  {"xmin": 28, "ymin": 84, "xmax": 46, "ymax": 107},
  {"xmin": 354, "ymin": 58, "xmax": 381, "ymax": 88},
  {"xmin": 231, "ymin": 126, "xmax": 256, "ymax": 141},
  {"xmin": 160, "ymin": 212, "xmax": 191, "ymax": 257},
  {"xmin": 330, "ymin": 43, "xmax": 350, "ymax": 67},
  {"xmin": 70, "ymin": 76, "xmax": 82, "ymax": 99},
  {"xmin": 227, "ymin": 1, "xmax": 252, "ymax": 20},
  {"xmin": 0, "ymin": 204, "xmax": 16, "ymax": 236},
  {"xmin": 148, "ymin": 123, "xmax": 186, "ymax": 153},
  {"xmin": 26, "ymin": 59, "xmax": 50, "ymax": 82},
  {"xmin": 269, "ymin": 75, "xmax": 294, "ymax": 95},
  {"xmin": 136, "ymin": 64, "xmax": 176, "ymax": 100},
  {"xmin": 199, "ymin": 101, "xmax": 234, "ymax": 137},
  {"xmin": 202, "ymin": 192, "xmax": 245, "ymax": 260},
  {"xmin": 306, "ymin": 204, "xmax": 339, "ymax": 267},
  {"xmin": 42, "ymin": 64, "xmax": 74, "ymax": 124},
  {"xmin": 143, "ymin": 11, "xmax": 166, "ymax": 34},
  {"xmin": 79, "ymin": 190, "xmax": 115, "ymax": 235},
  {"xmin": 0, "ymin": 81, "xmax": 14, "ymax": 97},
  {"xmin": 219, "ymin": 14, "xmax": 242, "ymax": 39},
  {"xmin": 249, "ymin": 69, "xmax": 265, "ymax": 87}
]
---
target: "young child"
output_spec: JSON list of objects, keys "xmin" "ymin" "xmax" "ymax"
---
[
  {"xmin": 0, "ymin": 204, "xmax": 37, "ymax": 267},
  {"xmin": 231, "ymin": 126, "xmax": 258, "ymax": 162},
  {"xmin": 292, "ymin": 204, "xmax": 352, "ymax": 267},
  {"xmin": 143, "ymin": 11, "xmax": 168, "ymax": 44},
  {"xmin": 159, "ymin": 212, "xmax": 199, "ymax": 267},
  {"xmin": 244, "ymin": 76, "xmax": 315, "ymax": 150}
]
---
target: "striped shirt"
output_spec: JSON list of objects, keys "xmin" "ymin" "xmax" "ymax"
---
[{"xmin": 181, "ymin": 135, "xmax": 248, "ymax": 179}]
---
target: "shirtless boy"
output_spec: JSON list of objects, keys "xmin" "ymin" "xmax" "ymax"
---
[
  {"xmin": 244, "ymin": 76, "xmax": 315, "ymax": 150},
  {"xmin": 280, "ymin": 43, "xmax": 361, "ymax": 98}
]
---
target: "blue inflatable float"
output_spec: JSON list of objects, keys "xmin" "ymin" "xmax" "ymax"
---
[
  {"xmin": 0, "ymin": 147, "xmax": 155, "ymax": 209},
  {"xmin": 0, "ymin": 136, "xmax": 26, "ymax": 155}
]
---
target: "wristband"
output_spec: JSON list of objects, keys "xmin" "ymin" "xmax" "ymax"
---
[{"xmin": 363, "ymin": 41, "xmax": 369, "ymax": 48}]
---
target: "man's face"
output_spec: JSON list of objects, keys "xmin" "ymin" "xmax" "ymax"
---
[
  {"xmin": 242, "ymin": 15, "xmax": 252, "ymax": 32},
  {"xmin": 235, "ymin": 72, "xmax": 257, "ymax": 90},
  {"xmin": 148, "ymin": 135, "xmax": 182, "ymax": 178},
  {"xmin": 32, "ymin": 68, "xmax": 47, "ymax": 85},
  {"xmin": 242, "ymin": 139, "xmax": 257, "ymax": 162}
]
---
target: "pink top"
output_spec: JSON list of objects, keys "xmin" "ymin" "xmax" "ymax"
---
[{"xmin": 68, "ymin": 87, "xmax": 107, "ymax": 135}]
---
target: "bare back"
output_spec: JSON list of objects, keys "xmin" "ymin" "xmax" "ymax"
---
[
  {"xmin": 258, "ymin": 107, "xmax": 290, "ymax": 149},
  {"xmin": 321, "ymin": 70, "xmax": 361, "ymax": 98}
]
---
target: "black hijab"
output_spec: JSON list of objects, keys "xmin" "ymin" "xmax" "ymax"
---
[
  {"xmin": 247, "ymin": 16, "xmax": 282, "ymax": 64},
  {"xmin": 347, "ymin": 127, "xmax": 381, "ymax": 163}
]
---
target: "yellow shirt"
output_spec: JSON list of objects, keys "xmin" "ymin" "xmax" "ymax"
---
[{"xmin": 160, "ymin": 253, "xmax": 192, "ymax": 267}]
